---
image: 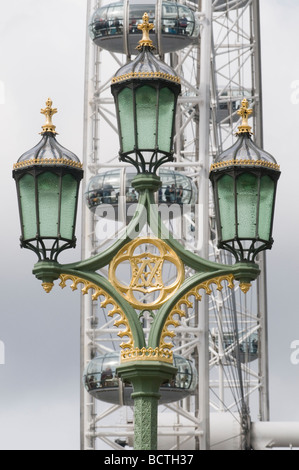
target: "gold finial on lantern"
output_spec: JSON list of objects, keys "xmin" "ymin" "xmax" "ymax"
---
[
  {"xmin": 40, "ymin": 98, "xmax": 58, "ymax": 134},
  {"xmin": 137, "ymin": 12, "xmax": 155, "ymax": 49},
  {"xmin": 236, "ymin": 98, "xmax": 253, "ymax": 135}
]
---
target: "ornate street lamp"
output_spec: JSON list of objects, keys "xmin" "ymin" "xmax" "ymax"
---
[
  {"xmin": 13, "ymin": 16, "xmax": 280, "ymax": 451},
  {"xmin": 13, "ymin": 99, "xmax": 83, "ymax": 264},
  {"xmin": 209, "ymin": 99, "xmax": 280, "ymax": 263},
  {"xmin": 111, "ymin": 12, "xmax": 181, "ymax": 174}
]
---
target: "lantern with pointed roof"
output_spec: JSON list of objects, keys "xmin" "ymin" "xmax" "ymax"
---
[
  {"xmin": 209, "ymin": 99, "xmax": 280, "ymax": 263},
  {"xmin": 111, "ymin": 12, "xmax": 181, "ymax": 174},
  {"xmin": 13, "ymin": 99, "xmax": 83, "ymax": 262}
]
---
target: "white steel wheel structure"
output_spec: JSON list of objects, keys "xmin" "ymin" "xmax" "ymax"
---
[{"xmin": 81, "ymin": 0, "xmax": 268, "ymax": 450}]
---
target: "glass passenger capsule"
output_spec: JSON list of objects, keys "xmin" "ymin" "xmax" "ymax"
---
[
  {"xmin": 83, "ymin": 352, "xmax": 197, "ymax": 405},
  {"xmin": 89, "ymin": 1, "xmax": 200, "ymax": 55},
  {"xmin": 211, "ymin": 332, "xmax": 259, "ymax": 364},
  {"xmin": 85, "ymin": 168, "xmax": 197, "ymax": 216}
]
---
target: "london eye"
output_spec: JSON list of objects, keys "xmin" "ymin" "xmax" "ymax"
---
[{"xmin": 79, "ymin": 0, "xmax": 280, "ymax": 450}]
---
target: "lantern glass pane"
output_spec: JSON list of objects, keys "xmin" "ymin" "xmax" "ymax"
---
[
  {"xmin": 60, "ymin": 174, "xmax": 78, "ymax": 240},
  {"xmin": 38, "ymin": 172, "xmax": 59, "ymax": 237},
  {"xmin": 118, "ymin": 87, "xmax": 135, "ymax": 153},
  {"xmin": 258, "ymin": 175, "xmax": 275, "ymax": 241},
  {"xmin": 237, "ymin": 173, "xmax": 258, "ymax": 238},
  {"xmin": 158, "ymin": 87, "xmax": 175, "ymax": 153},
  {"xmin": 19, "ymin": 174, "xmax": 37, "ymax": 240},
  {"xmin": 136, "ymin": 85, "xmax": 156, "ymax": 150},
  {"xmin": 217, "ymin": 174, "xmax": 236, "ymax": 241}
]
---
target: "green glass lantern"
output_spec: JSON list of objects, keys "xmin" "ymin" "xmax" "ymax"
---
[
  {"xmin": 209, "ymin": 99, "xmax": 280, "ymax": 263},
  {"xmin": 111, "ymin": 12, "xmax": 181, "ymax": 174},
  {"xmin": 13, "ymin": 99, "xmax": 83, "ymax": 261}
]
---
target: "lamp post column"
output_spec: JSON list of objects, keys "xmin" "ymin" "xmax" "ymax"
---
[{"xmin": 117, "ymin": 360, "xmax": 177, "ymax": 450}]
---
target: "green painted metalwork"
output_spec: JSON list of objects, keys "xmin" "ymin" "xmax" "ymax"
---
[
  {"xmin": 116, "ymin": 361, "xmax": 177, "ymax": 450},
  {"xmin": 31, "ymin": 173, "xmax": 261, "ymax": 451},
  {"xmin": 63, "ymin": 189, "xmax": 149, "ymax": 273},
  {"xmin": 148, "ymin": 265, "xmax": 259, "ymax": 351},
  {"xmin": 32, "ymin": 173, "xmax": 260, "ymax": 354},
  {"xmin": 33, "ymin": 263, "xmax": 146, "ymax": 350}
]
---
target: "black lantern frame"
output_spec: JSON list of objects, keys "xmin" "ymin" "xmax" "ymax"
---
[
  {"xmin": 13, "ymin": 99, "xmax": 83, "ymax": 262},
  {"xmin": 111, "ymin": 13, "xmax": 181, "ymax": 175},
  {"xmin": 210, "ymin": 163, "xmax": 280, "ymax": 263},
  {"xmin": 210, "ymin": 98, "xmax": 281, "ymax": 263},
  {"xmin": 13, "ymin": 161, "xmax": 83, "ymax": 262},
  {"xmin": 111, "ymin": 74, "xmax": 181, "ymax": 174}
]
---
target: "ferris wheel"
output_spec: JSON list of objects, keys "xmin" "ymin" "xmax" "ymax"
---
[{"xmin": 80, "ymin": 0, "xmax": 268, "ymax": 450}]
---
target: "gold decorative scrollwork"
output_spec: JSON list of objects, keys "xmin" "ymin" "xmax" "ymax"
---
[
  {"xmin": 121, "ymin": 347, "xmax": 173, "ymax": 364},
  {"xmin": 13, "ymin": 158, "xmax": 83, "ymax": 170},
  {"xmin": 210, "ymin": 159, "xmax": 280, "ymax": 172},
  {"xmin": 111, "ymin": 71, "xmax": 181, "ymax": 85},
  {"xmin": 59, "ymin": 274, "xmax": 133, "ymax": 350},
  {"xmin": 160, "ymin": 275, "xmax": 235, "ymax": 352},
  {"xmin": 109, "ymin": 237, "xmax": 185, "ymax": 310}
]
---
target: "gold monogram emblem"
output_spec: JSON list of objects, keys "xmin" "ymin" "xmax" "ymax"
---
[{"xmin": 109, "ymin": 238, "xmax": 184, "ymax": 309}]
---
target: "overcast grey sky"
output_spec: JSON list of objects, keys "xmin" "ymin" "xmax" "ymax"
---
[{"xmin": 0, "ymin": 0, "xmax": 298, "ymax": 450}]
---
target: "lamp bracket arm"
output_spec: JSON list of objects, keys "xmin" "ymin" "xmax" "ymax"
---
[
  {"xmin": 148, "ymin": 262, "xmax": 260, "ymax": 350},
  {"xmin": 33, "ymin": 263, "xmax": 146, "ymax": 349},
  {"xmin": 148, "ymin": 270, "xmax": 236, "ymax": 350},
  {"xmin": 146, "ymin": 191, "xmax": 236, "ymax": 273},
  {"xmin": 62, "ymin": 191, "xmax": 148, "ymax": 273}
]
